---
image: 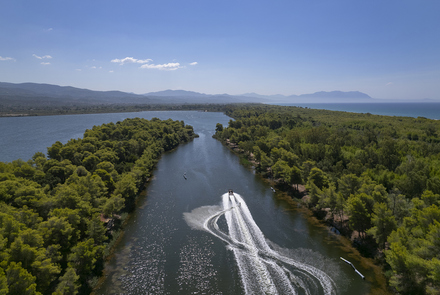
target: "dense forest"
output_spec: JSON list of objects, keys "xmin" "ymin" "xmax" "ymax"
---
[
  {"xmin": 0, "ymin": 103, "xmax": 229, "ymax": 117},
  {"xmin": 0, "ymin": 117, "xmax": 196, "ymax": 294},
  {"xmin": 213, "ymin": 104, "xmax": 440, "ymax": 294}
]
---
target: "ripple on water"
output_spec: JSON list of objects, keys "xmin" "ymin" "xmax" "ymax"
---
[
  {"xmin": 117, "ymin": 243, "xmax": 167, "ymax": 294},
  {"xmin": 176, "ymin": 235, "xmax": 222, "ymax": 294}
]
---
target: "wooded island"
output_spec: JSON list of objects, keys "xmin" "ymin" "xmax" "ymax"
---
[{"xmin": 0, "ymin": 117, "xmax": 196, "ymax": 294}]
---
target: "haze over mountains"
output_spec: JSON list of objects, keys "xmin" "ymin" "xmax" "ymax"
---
[{"xmin": 0, "ymin": 82, "xmax": 376, "ymax": 110}]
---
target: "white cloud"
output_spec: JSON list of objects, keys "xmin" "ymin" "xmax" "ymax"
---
[
  {"xmin": 111, "ymin": 56, "xmax": 182, "ymax": 70},
  {"xmin": 109, "ymin": 70, "xmax": 114, "ymax": 73},
  {"xmin": 33, "ymin": 54, "xmax": 52, "ymax": 59},
  {"xmin": 386, "ymin": 82, "xmax": 393, "ymax": 86},
  {"xmin": 140, "ymin": 62, "xmax": 181, "ymax": 71},
  {"xmin": 41, "ymin": 62, "xmax": 51, "ymax": 65},
  {"xmin": 0, "ymin": 56, "xmax": 15, "ymax": 61},
  {"xmin": 47, "ymin": 28, "xmax": 53, "ymax": 31},
  {"xmin": 189, "ymin": 62, "xmax": 198, "ymax": 66},
  {"xmin": 111, "ymin": 57, "xmax": 152, "ymax": 65},
  {"xmin": 76, "ymin": 69, "xmax": 82, "ymax": 71},
  {"xmin": 91, "ymin": 66, "xmax": 97, "ymax": 69}
]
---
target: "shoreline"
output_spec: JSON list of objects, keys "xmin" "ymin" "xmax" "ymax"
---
[{"xmin": 218, "ymin": 136, "xmax": 391, "ymax": 294}]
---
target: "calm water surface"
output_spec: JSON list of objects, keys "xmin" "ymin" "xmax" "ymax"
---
[
  {"xmin": 0, "ymin": 111, "xmax": 223, "ymax": 163},
  {"xmin": 1, "ymin": 111, "xmax": 383, "ymax": 294}
]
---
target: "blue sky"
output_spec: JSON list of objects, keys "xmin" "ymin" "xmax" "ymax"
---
[{"xmin": 1, "ymin": 0, "xmax": 439, "ymax": 100}]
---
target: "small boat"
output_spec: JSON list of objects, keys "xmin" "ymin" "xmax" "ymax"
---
[
  {"xmin": 271, "ymin": 187, "xmax": 276, "ymax": 192},
  {"xmin": 228, "ymin": 189, "xmax": 234, "ymax": 195}
]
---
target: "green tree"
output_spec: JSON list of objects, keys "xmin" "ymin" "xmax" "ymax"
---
[
  {"xmin": 102, "ymin": 194, "xmax": 124, "ymax": 217},
  {"xmin": 31, "ymin": 255, "xmax": 61, "ymax": 294},
  {"xmin": 346, "ymin": 194, "xmax": 372, "ymax": 238},
  {"xmin": 367, "ymin": 202, "xmax": 397, "ymax": 249},
  {"xmin": 68, "ymin": 239, "xmax": 104, "ymax": 278},
  {"xmin": 307, "ymin": 167, "xmax": 328, "ymax": 190},
  {"xmin": 338, "ymin": 174, "xmax": 361, "ymax": 200},
  {"xmin": 86, "ymin": 215, "xmax": 107, "ymax": 244},
  {"xmin": 114, "ymin": 173, "xmax": 138, "ymax": 211},
  {"xmin": 39, "ymin": 216, "xmax": 75, "ymax": 252},
  {"xmin": 318, "ymin": 185, "xmax": 339, "ymax": 219},
  {"xmin": 289, "ymin": 165, "xmax": 302, "ymax": 189},
  {"xmin": 47, "ymin": 141, "xmax": 63, "ymax": 161},
  {"xmin": 272, "ymin": 159, "xmax": 290, "ymax": 182},
  {"xmin": 6, "ymin": 262, "xmax": 41, "ymax": 295},
  {"xmin": 52, "ymin": 267, "xmax": 80, "ymax": 295},
  {"xmin": 0, "ymin": 268, "xmax": 8, "ymax": 295},
  {"xmin": 259, "ymin": 152, "xmax": 273, "ymax": 173},
  {"xmin": 305, "ymin": 180, "xmax": 322, "ymax": 208}
]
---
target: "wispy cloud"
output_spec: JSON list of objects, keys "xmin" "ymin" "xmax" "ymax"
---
[
  {"xmin": 140, "ymin": 62, "xmax": 181, "ymax": 71},
  {"xmin": 111, "ymin": 57, "xmax": 152, "ymax": 65},
  {"xmin": 111, "ymin": 56, "xmax": 182, "ymax": 70},
  {"xmin": 386, "ymin": 82, "xmax": 393, "ymax": 86},
  {"xmin": 0, "ymin": 56, "xmax": 15, "ymax": 61},
  {"xmin": 189, "ymin": 62, "xmax": 198, "ymax": 66},
  {"xmin": 41, "ymin": 62, "xmax": 51, "ymax": 65},
  {"xmin": 33, "ymin": 54, "xmax": 52, "ymax": 60}
]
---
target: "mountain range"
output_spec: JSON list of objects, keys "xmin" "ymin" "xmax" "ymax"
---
[{"xmin": 0, "ymin": 82, "xmax": 374, "ymax": 110}]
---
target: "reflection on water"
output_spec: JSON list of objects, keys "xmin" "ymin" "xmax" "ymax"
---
[
  {"xmin": 184, "ymin": 192, "xmax": 338, "ymax": 295},
  {"xmin": 176, "ymin": 236, "xmax": 220, "ymax": 293}
]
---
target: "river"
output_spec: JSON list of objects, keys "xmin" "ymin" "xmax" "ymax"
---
[{"xmin": 1, "ymin": 111, "xmax": 385, "ymax": 294}]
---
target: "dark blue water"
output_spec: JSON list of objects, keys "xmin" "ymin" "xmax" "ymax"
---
[{"xmin": 273, "ymin": 102, "xmax": 440, "ymax": 120}]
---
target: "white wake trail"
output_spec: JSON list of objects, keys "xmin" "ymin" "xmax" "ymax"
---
[{"xmin": 184, "ymin": 192, "xmax": 337, "ymax": 295}]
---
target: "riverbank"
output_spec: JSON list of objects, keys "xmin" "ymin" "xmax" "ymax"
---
[
  {"xmin": 93, "ymin": 131, "xmax": 199, "ymax": 293},
  {"xmin": 218, "ymin": 137, "xmax": 391, "ymax": 295}
]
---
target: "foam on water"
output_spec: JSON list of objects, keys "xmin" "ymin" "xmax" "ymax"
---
[{"xmin": 184, "ymin": 192, "xmax": 338, "ymax": 295}]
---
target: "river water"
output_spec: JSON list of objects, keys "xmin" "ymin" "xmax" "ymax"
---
[{"xmin": 1, "ymin": 111, "xmax": 384, "ymax": 294}]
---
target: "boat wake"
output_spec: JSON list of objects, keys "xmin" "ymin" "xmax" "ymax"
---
[{"xmin": 184, "ymin": 192, "xmax": 338, "ymax": 295}]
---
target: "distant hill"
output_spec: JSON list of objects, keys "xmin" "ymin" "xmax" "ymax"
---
[
  {"xmin": 0, "ymin": 82, "xmax": 264, "ymax": 107},
  {"xmin": 0, "ymin": 82, "xmax": 148, "ymax": 106},
  {"xmin": 144, "ymin": 89, "xmax": 208, "ymax": 97},
  {"xmin": 0, "ymin": 82, "xmax": 374, "ymax": 113}
]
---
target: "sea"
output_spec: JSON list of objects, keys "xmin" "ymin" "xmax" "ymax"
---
[{"xmin": 271, "ymin": 102, "xmax": 440, "ymax": 120}]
